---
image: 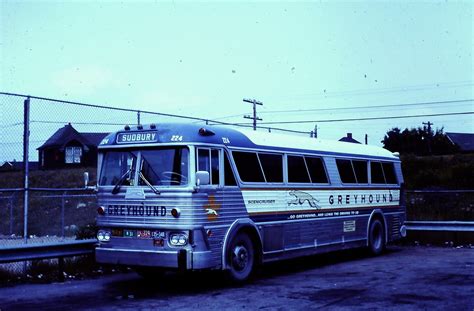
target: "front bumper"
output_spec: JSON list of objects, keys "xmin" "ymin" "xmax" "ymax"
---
[{"xmin": 95, "ymin": 246, "xmax": 213, "ymax": 270}]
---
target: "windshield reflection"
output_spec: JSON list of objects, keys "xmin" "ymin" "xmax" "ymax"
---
[
  {"xmin": 99, "ymin": 147, "xmax": 189, "ymax": 187},
  {"xmin": 100, "ymin": 151, "xmax": 137, "ymax": 186}
]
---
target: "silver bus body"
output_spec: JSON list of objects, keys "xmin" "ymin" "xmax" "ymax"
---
[{"xmin": 95, "ymin": 123, "xmax": 406, "ymax": 279}]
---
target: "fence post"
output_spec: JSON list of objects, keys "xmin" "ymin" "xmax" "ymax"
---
[
  {"xmin": 9, "ymin": 194, "xmax": 15, "ymax": 235},
  {"xmin": 61, "ymin": 191, "xmax": 66, "ymax": 239},
  {"xmin": 23, "ymin": 97, "xmax": 30, "ymax": 243}
]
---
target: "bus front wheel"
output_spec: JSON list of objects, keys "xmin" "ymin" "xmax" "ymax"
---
[
  {"xmin": 226, "ymin": 232, "xmax": 255, "ymax": 282},
  {"xmin": 368, "ymin": 219, "xmax": 385, "ymax": 256}
]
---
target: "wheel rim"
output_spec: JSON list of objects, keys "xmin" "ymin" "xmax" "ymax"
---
[{"xmin": 232, "ymin": 244, "xmax": 249, "ymax": 271}]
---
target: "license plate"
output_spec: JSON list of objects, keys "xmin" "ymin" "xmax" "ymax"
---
[
  {"xmin": 152, "ymin": 231, "xmax": 166, "ymax": 239},
  {"xmin": 123, "ymin": 229, "xmax": 136, "ymax": 238},
  {"xmin": 137, "ymin": 230, "xmax": 151, "ymax": 239},
  {"xmin": 111, "ymin": 229, "xmax": 123, "ymax": 237}
]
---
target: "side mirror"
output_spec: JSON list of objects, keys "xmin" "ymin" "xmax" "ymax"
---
[
  {"xmin": 83, "ymin": 172, "xmax": 90, "ymax": 188},
  {"xmin": 195, "ymin": 171, "xmax": 210, "ymax": 186}
]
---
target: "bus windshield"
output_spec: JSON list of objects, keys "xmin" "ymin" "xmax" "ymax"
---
[
  {"xmin": 99, "ymin": 147, "xmax": 189, "ymax": 187},
  {"xmin": 100, "ymin": 151, "xmax": 138, "ymax": 186},
  {"xmin": 139, "ymin": 148, "xmax": 189, "ymax": 186}
]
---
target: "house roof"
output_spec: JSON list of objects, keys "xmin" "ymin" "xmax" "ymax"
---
[
  {"xmin": 82, "ymin": 132, "xmax": 109, "ymax": 146},
  {"xmin": 0, "ymin": 161, "xmax": 38, "ymax": 171},
  {"xmin": 37, "ymin": 124, "xmax": 108, "ymax": 151},
  {"xmin": 446, "ymin": 132, "xmax": 474, "ymax": 152},
  {"xmin": 338, "ymin": 133, "xmax": 361, "ymax": 144}
]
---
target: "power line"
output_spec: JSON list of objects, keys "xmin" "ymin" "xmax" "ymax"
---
[
  {"xmin": 30, "ymin": 120, "xmax": 130, "ymax": 126},
  {"xmin": 267, "ymin": 81, "xmax": 473, "ymax": 101},
  {"xmin": 258, "ymin": 99, "xmax": 473, "ymax": 115},
  {"xmin": 237, "ymin": 111, "xmax": 474, "ymax": 125},
  {"xmin": 0, "ymin": 92, "xmax": 310, "ymax": 135}
]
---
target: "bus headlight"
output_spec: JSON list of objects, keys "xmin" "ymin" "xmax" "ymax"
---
[
  {"xmin": 97, "ymin": 229, "xmax": 111, "ymax": 242},
  {"xmin": 169, "ymin": 233, "xmax": 188, "ymax": 246}
]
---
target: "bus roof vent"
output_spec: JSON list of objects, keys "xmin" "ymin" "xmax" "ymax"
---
[{"xmin": 199, "ymin": 127, "xmax": 215, "ymax": 136}]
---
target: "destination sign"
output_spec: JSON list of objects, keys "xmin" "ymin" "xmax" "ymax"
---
[{"xmin": 116, "ymin": 131, "xmax": 158, "ymax": 144}]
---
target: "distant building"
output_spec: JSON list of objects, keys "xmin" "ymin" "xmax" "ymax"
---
[
  {"xmin": 37, "ymin": 124, "xmax": 108, "ymax": 169},
  {"xmin": 339, "ymin": 133, "xmax": 361, "ymax": 144},
  {"xmin": 0, "ymin": 161, "xmax": 39, "ymax": 172},
  {"xmin": 446, "ymin": 132, "xmax": 474, "ymax": 153}
]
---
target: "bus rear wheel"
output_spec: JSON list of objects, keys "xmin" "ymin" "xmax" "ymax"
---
[
  {"xmin": 368, "ymin": 219, "xmax": 385, "ymax": 256},
  {"xmin": 226, "ymin": 232, "xmax": 255, "ymax": 282}
]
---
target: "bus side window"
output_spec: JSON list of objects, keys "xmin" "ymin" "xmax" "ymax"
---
[
  {"xmin": 224, "ymin": 151, "xmax": 237, "ymax": 186},
  {"xmin": 305, "ymin": 156, "xmax": 328, "ymax": 183},
  {"xmin": 258, "ymin": 153, "xmax": 283, "ymax": 183},
  {"xmin": 336, "ymin": 159, "xmax": 357, "ymax": 183},
  {"xmin": 198, "ymin": 149, "xmax": 210, "ymax": 172},
  {"xmin": 353, "ymin": 160, "xmax": 368, "ymax": 184},
  {"xmin": 211, "ymin": 149, "xmax": 220, "ymax": 185},
  {"xmin": 197, "ymin": 148, "xmax": 220, "ymax": 185},
  {"xmin": 382, "ymin": 162, "xmax": 397, "ymax": 184},
  {"xmin": 232, "ymin": 151, "xmax": 265, "ymax": 182},
  {"xmin": 288, "ymin": 155, "xmax": 311, "ymax": 183},
  {"xmin": 370, "ymin": 161, "xmax": 385, "ymax": 184}
]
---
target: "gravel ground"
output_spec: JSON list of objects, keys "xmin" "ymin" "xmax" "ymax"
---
[{"xmin": 0, "ymin": 245, "xmax": 473, "ymax": 310}]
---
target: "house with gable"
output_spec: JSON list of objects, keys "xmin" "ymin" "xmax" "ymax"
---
[
  {"xmin": 338, "ymin": 133, "xmax": 361, "ymax": 144},
  {"xmin": 446, "ymin": 132, "xmax": 474, "ymax": 153},
  {"xmin": 37, "ymin": 123, "xmax": 108, "ymax": 169}
]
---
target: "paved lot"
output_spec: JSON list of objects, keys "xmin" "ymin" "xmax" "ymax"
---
[{"xmin": 0, "ymin": 246, "xmax": 473, "ymax": 310}]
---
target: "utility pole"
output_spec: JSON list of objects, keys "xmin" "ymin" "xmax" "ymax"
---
[
  {"xmin": 422, "ymin": 121, "xmax": 433, "ymax": 134},
  {"xmin": 422, "ymin": 121, "xmax": 433, "ymax": 154},
  {"xmin": 243, "ymin": 98, "xmax": 263, "ymax": 130},
  {"xmin": 311, "ymin": 124, "xmax": 318, "ymax": 138}
]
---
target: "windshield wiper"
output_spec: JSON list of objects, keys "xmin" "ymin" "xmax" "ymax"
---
[
  {"xmin": 139, "ymin": 172, "xmax": 161, "ymax": 195},
  {"xmin": 112, "ymin": 168, "xmax": 132, "ymax": 194}
]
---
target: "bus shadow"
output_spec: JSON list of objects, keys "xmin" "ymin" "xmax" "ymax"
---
[{"xmin": 105, "ymin": 246, "xmax": 402, "ymax": 300}]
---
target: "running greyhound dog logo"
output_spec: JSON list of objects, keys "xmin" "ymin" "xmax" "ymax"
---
[{"xmin": 288, "ymin": 190, "xmax": 321, "ymax": 208}]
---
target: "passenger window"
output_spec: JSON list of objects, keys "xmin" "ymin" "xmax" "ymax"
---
[
  {"xmin": 305, "ymin": 156, "xmax": 328, "ymax": 183},
  {"xmin": 353, "ymin": 160, "xmax": 368, "ymax": 184},
  {"xmin": 197, "ymin": 148, "xmax": 220, "ymax": 185},
  {"xmin": 288, "ymin": 155, "xmax": 311, "ymax": 183},
  {"xmin": 258, "ymin": 153, "xmax": 283, "ymax": 183},
  {"xmin": 336, "ymin": 159, "xmax": 357, "ymax": 183},
  {"xmin": 232, "ymin": 151, "xmax": 265, "ymax": 182},
  {"xmin": 382, "ymin": 163, "xmax": 397, "ymax": 184},
  {"xmin": 197, "ymin": 149, "xmax": 210, "ymax": 172},
  {"xmin": 211, "ymin": 149, "xmax": 220, "ymax": 185},
  {"xmin": 224, "ymin": 151, "xmax": 237, "ymax": 186},
  {"xmin": 371, "ymin": 162, "xmax": 385, "ymax": 184}
]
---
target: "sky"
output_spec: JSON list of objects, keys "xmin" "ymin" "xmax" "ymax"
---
[{"xmin": 0, "ymin": 0, "xmax": 473, "ymax": 161}]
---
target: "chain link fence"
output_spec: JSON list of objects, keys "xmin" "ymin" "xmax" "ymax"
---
[
  {"xmin": 0, "ymin": 92, "xmax": 313, "ymax": 244},
  {"xmin": 2, "ymin": 92, "xmax": 471, "ymax": 276}
]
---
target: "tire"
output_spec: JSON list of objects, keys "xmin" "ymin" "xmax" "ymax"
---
[
  {"xmin": 226, "ymin": 232, "xmax": 255, "ymax": 282},
  {"xmin": 368, "ymin": 219, "xmax": 385, "ymax": 256}
]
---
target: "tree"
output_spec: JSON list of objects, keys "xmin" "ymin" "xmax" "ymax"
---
[{"xmin": 382, "ymin": 126, "xmax": 459, "ymax": 155}]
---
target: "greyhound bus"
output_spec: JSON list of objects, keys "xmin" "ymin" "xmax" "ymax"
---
[{"xmin": 95, "ymin": 123, "xmax": 406, "ymax": 281}]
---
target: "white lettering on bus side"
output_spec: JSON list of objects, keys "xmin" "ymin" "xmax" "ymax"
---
[
  {"xmin": 107, "ymin": 205, "xmax": 166, "ymax": 217},
  {"xmin": 328, "ymin": 192, "xmax": 396, "ymax": 205}
]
